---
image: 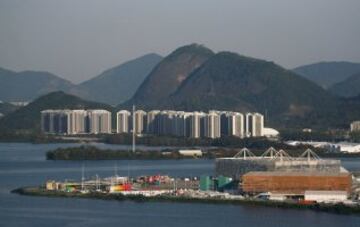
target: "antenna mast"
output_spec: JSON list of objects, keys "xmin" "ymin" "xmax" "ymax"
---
[{"xmin": 132, "ymin": 105, "xmax": 136, "ymax": 153}]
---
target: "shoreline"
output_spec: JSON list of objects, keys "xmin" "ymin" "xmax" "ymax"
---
[{"xmin": 12, "ymin": 186, "xmax": 360, "ymax": 216}]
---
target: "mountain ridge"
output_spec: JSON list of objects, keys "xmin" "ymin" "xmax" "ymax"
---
[
  {"xmin": 0, "ymin": 91, "xmax": 113, "ymax": 132},
  {"xmin": 293, "ymin": 61, "xmax": 360, "ymax": 88},
  {"xmin": 123, "ymin": 44, "xmax": 214, "ymax": 109},
  {"xmin": 329, "ymin": 72, "xmax": 360, "ymax": 97},
  {"xmin": 75, "ymin": 53, "xmax": 163, "ymax": 105}
]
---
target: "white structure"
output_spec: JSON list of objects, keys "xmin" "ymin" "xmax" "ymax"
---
[
  {"xmin": 263, "ymin": 128, "xmax": 279, "ymax": 138},
  {"xmin": 337, "ymin": 143, "xmax": 360, "ymax": 153},
  {"xmin": 351, "ymin": 121, "xmax": 360, "ymax": 132},
  {"xmin": 41, "ymin": 109, "xmax": 111, "ymax": 135},
  {"xmin": 146, "ymin": 110, "xmax": 160, "ymax": 134},
  {"xmin": 304, "ymin": 190, "xmax": 348, "ymax": 203},
  {"xmin": 69, "ymin": 110, "xmax": 88, "ymax": 134},
  {"xmin": 227, "ymin": 112, "xmax": 244, "ymax": 138},
  {"xmin": 9, "ymin": 101, "xmax": 29, "ymax": 107},
  {"xmin": 245, "ymin": 113, "xmax": 264, "ymax": 137},
  {"xmin": 134, "ymin": 110, "xmax": 146, "ymax": 135},
  {"xmin": 189, "ymin": 112, "xmax": 205, "ymax": 138},
  {"xmin": 41, "ymin": 109, "xmax": 73, "ymax": 134},
  {"xmin": 204, "ymin": 111, "xmax": 221, "ymax": 138},
  {"xmin": 116, "ymin": 109, "xmax": 266, "ymax": 139},
  {"xmin": 286, "ymin": 141, "xmax": 360, "ymax": 153},
  {"xmin": 178, "ymin": 149, "xmax": 202, "ymax": 157},
  {"xmin": 116, "ymin": 110, "xmax": 131, "ymax": 133},
  {"xmin": 87, "ymin": 110, "xmax": 112, "ymax": 134}
]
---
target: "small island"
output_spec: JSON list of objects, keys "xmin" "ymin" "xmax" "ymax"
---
[{"xmin": 12, "ymin": 186, "xmax": 360, "ymax": 216}]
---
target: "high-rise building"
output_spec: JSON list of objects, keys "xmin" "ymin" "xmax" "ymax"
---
[
  {"xmin": 245, "ymin": 113, "xmax": 264, "ymax": 137},
  {"xmin": 227, "ymin": 112, "xmax": 244, "ymax": 138},
  {"xmin": 146, "ymin": 110, "xmax": 160, "ymax": 134},
  {"xmin": 41, "ymin": 110, "xmax": 72, "ymax": 134},
  {"xmin": 204, "ymin": 111, "xmax": 221, "ymax": 138},
  {"xmin": 134, "ymin": 110, "xmax": 147, "ymax": 135},
  {"xmin": 189, "ymin": 112, "xmax": 205, "ymax": 138},
  {"xmin": 41, "ymin": 109, "xmax": 111, "ymax": 135},
  {"xmin": 351, "ymin": 121, "xmax": 360, "ymax": 132},
  {"xmin": 116, "ymin": 110, "xmax": 131, "ymax": 133},
  {"xmin": 88, "ymin": 110, "xmax": 112, "ymax": 134},
  {"xmin": 69, "ymin": 110, "xmax": 88, "ymax": 134}
]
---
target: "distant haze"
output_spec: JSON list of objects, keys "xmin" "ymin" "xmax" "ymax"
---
[{"xmin": 0, "ymin": 0, "xmax": 360, "ymax": 83}]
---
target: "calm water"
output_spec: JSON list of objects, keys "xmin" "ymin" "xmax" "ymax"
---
[{"xmin": 1, "ymin": 143, "xmax": 360, "ymax": 227}]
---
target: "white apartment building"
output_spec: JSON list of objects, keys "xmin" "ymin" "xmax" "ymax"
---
[
  {"xmin": 41, "ymin": 109, "xmax": 111, "ymax": 135},
  {"xmin": 116, "ymin": 110, "xmax": 131, "ymax": 133},
  {"xmin": 204, "ymin": 111, "xmax": 221, "ymax": 138}
]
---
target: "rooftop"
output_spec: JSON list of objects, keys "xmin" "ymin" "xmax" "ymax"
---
[{"xmin": 243, "ymin": 171, "xmax": 350, "ymax": 177}]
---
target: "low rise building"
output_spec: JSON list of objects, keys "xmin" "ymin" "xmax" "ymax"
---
[
  {"xmin": 304, "ymin": 190, "xmax": 348, "ymax": 203},
  {"xmin": 178, "ymin": 149, "xmax": 202, "ymax": 157},
  {"xmin": 242, "ymin": 171, "xmax": 352, "ymax": 195},
  {"xmin": 351, "ymin": 121, "xmax": 360, "ymax": 132}
]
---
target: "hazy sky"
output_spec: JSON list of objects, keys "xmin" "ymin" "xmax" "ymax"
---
[{"xmin": 0, "ymin": 0, "xmax": 360, "ymax": 83}]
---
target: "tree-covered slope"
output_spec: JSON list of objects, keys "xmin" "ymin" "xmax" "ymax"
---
[
  {"xmin": 0, "ymin": 91, "xmax": 113, "ymax": 132},
  {"xmin": 293, "ymin": 61, "xmax": 360, "ymax": 88},
  {"xmin": 0, "ymin": 67, "xmax": 74, "ymax": 102},
  {"xmin": 329, "ymin": 72, "xmax": 360, "ymax": 97},
  {"xmin": 123, "ymin": 44, "xmax": 214, "ymax": 109}
]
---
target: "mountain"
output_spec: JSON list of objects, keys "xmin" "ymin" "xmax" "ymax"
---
[
  {"xmin": 75, "ymin": 53, "xmax": 163, "ymax": 105},
  {"xmin": 0, "ymin": 91, "xmax": 113, "ymax": 132},
  {"xmin": 0, "ymin": 102, "xmax": 19, "ymax": 116},
  {"xmin": 123, "ymin": 44, "xmax": 214, "ymax": 109},
  {"xmin": 0, "ymin": 67, "xmax": 74, "ymax": 102},
  {"xmin": 293, "ymin": 62, "xmax": 360, "ymax": 88},
  {"xmin": 329, "ymin": 72, "xmax": 360, "ymax": 97},
  {"xmin": 166, "ymin": 52, "xmax": 337, "ymax": 128}
]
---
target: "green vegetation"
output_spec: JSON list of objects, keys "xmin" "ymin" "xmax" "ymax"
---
[
  {"xmin": 45, "ymin": 141, "xmax": 333, "ymax": 161},
  {"xmin": 330, "ymin": 73, "xmax": 360, "ymax": 97},
  {"xmin": 46, "ymin": 146, "xmax": 185, "ymax": 160},
  {"xmin": 292, "ymin": 61, "xmax": 360, "ymax": 88},
  {"xmin": 122, "ymin": 44, "xmax": 214, "ymax": 109},
  {"xmin": 0, "ymin": 91, "xmax": 113, "ymax": 133},
  {"xmin": 280, "ymin": 129, "xmax": 349, "ymax": 142},
  {"xmin": 0, "ymin": 131, "xmax": 66, "ymax": 143},
  {"xmin": 13, "ymin": 186, "xmax": 360, "ymax": 216},
  {"xmin": 0, "ymin": 67, "xmax": 74, "ymax": 102},
  {"xmin": 0, "ymin": 102, "xmax": 19, "ymax": 115},
  {"xmin": 350, "ymin": 132, "xmax": 360, "ymax": 143},
  {"xmin": 168, "ymin": 52, "xmax": 341, "ymax": 130}
]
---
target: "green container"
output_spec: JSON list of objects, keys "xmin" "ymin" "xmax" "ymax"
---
[
  {"xmin": 217, "ymin": 175, "xmax": 232, "ymax": 189},
  {"xmin": 200, "ymin": 176, "xmax": 212, "ymax": 191}
]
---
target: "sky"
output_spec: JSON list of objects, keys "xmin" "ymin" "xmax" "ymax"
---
[{"xmin": 0, "ymin": 0, "xmax": 360, "ymax": 84}]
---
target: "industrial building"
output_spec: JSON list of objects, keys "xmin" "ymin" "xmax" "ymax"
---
[
  {"xmin": 41, "ymin": 109, "xmax": 112, "ymax": 135},
  {"xmin": 215, "ymin": 148, "xmax": 342, "ymax": 178},
  {"xmin": 241, "ymin": 171, "xmax": 351, "ymax": 195}
]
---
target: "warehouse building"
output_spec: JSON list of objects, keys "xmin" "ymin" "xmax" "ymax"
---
[{"xmin": 241, "ymin": 171, "xmax": 352, "ymax": 195}]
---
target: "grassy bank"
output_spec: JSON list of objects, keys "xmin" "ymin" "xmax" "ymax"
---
[
  {"xmin": 45, "ymin": 144, "xmax": 360, "ymax": 161},
  {"xmin": 12, "ymin": 186, "xmax": 360, "ymax": 216}
]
